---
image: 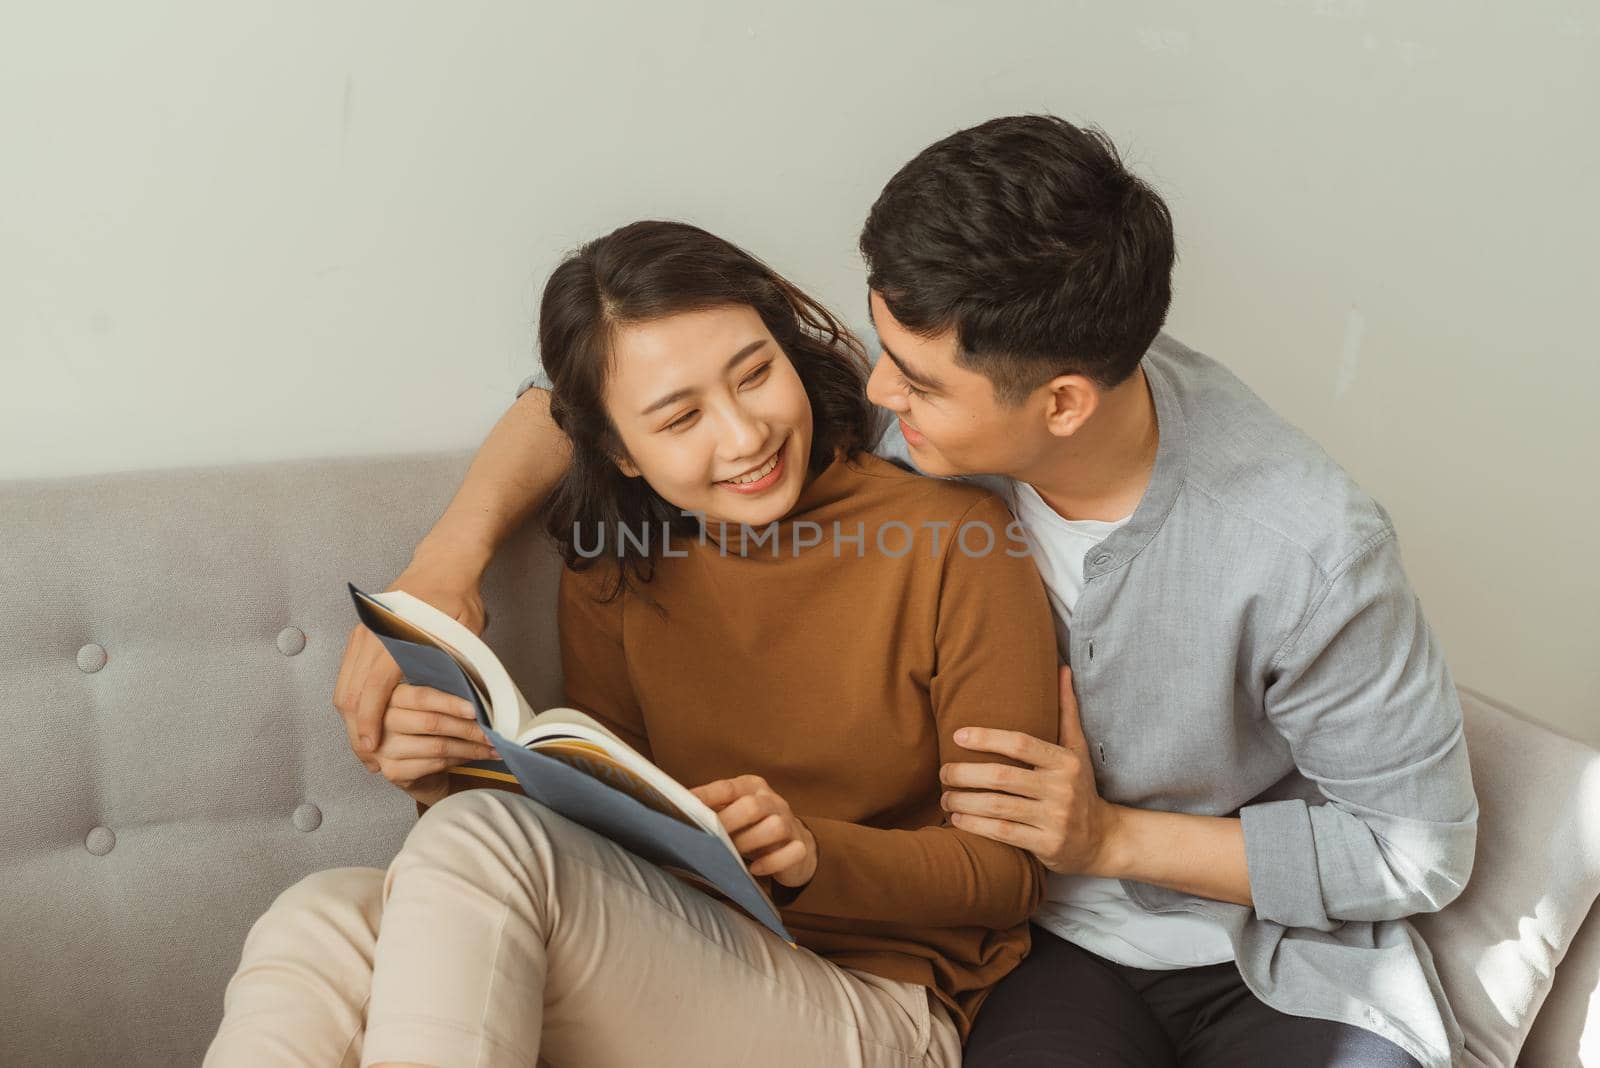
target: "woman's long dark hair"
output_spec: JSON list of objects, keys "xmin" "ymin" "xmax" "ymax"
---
[{"xmin": 539, "ymin": 220, "xmax": 881, "ymax": 601}]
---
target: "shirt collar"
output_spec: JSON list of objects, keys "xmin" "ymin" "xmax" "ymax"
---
[{"xmin": 1081, "ymin": 349, "xmax": 1189, "ymax": 579}]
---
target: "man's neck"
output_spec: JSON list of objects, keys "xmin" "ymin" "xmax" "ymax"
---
[{"xmin": 1018, "ymin": 365, "xmax": 1160, "ymax": 523}]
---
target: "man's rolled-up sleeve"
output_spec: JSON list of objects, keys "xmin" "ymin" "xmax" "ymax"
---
[{"xmin": 1243, "ymin": 528, "xmax": 1478, "ymax": 930}]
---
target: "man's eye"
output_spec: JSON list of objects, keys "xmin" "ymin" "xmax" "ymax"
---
[
  {"xmin": 899, "ymin": 372, "xmax": 928, "ymax": 399},
  {"xmin": 741, "ymin": 363, "xmax": 772, "ymax": 388},
  {"xmin": 665, "ymin": 410, "xmax": 698, "ymax": 432}
]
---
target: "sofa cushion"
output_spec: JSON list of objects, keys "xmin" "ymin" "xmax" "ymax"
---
[
  {"xmin": 0, "ymin": 451, "xmax": 568, "ymax": 1066},
  {"xmin": 3, "ymin": 451, "xmax": 1596, "ymax": 1066},
  {"xmin": 1412, "ymin": 688, "xmax": 1600, "ymax": 1067},
  {"xmin": 1522, "ymin": 901, "xmax": 1600, "ymax": 1067}
]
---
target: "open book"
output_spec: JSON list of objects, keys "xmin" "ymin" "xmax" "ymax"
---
[{"xmin": 347, "ymin": 582, "xmax": 792, "ymax": 944}]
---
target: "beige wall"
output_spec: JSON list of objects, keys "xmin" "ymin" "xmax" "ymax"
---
[{"xmin": 3, "ymin": 1, "xmax": 1595, "ymax": 742}]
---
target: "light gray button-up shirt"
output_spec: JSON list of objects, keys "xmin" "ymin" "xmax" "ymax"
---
[
  {"xmin": 519, "ymin": 333, "xmax": 1478, "ymax": 1066},
  {"xmin": 881, "ymin": 335, "xmax": 1477, "ymax": 1066}
]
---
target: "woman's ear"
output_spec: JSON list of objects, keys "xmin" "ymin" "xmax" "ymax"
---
[{"xmin": 613, "ymin": 451, "xmax": 642, "ymax": 479}]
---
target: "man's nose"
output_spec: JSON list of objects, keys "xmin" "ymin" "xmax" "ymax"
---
[{"xmin": 866, "ymin": 354, "xmax": 906, "ymax": 412}]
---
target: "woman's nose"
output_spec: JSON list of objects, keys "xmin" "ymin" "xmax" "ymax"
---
[{"xmin": 719, "ymin": 403, "xmax": 769, "ymax": 458}]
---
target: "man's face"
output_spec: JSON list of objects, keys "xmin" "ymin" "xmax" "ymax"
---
[{"xmin": 864, "ymin": 290, "xmax": 1047, "ymax": 479}]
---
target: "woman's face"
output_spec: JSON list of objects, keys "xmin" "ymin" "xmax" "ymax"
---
[{"xmin": 603, "ymin": 303, "xmax": 815, "ymax": 528}]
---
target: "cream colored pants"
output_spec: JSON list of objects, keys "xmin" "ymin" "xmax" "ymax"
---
[{"xmin": 205, "ymin": 789, "xmax": 962, "ymax": 1068}]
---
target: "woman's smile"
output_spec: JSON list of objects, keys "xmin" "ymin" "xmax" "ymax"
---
[{"xmin": 715, "ymin": 435, "xmax": 789, "ymax": 496}]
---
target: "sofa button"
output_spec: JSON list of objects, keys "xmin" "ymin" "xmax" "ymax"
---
[
  {"xmin": 76, "ymin": 643, "xmax": 108, "ymax": 673},
  {"xmin": 276, "ymin": 627, "xmax": 307, "ymax": 657},
  {"xmin": 86, "ymin": 826, "xmax": 116, "ymax": 855},
  {"xmin": 293, "ymin": 803, "xmax": 323, "ymax": 832}
]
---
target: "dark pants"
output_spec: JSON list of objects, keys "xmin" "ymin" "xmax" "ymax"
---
[{"xmin": 963, "ymin": 925, "xmax": 1422, "ymax": 1067}]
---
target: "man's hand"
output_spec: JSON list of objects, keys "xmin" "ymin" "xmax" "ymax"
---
[
  {"xmin": 940, "ymin": 665, "xmax": 1124, "ymax": 875},
  {"xmin": 691, "ymin": 775, "xmax": 818, "ymax": 887},
  {"xmin": 373, "ymin": 684, "xmax": 500, "ymax": 806},
  {"xmin": 331, "ymin": 562, "xmax": 487, "ymax": 773}
]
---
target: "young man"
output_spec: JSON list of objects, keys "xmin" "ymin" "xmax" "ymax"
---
[{"xmin": 334, "ymin": 116, "xmax": 1474, "ymax": 1067}]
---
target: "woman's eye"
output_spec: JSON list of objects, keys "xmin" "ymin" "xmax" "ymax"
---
[
  {"xmin": 741, "ymin": 363, "xmax": 772, "ymax": 388},
  {"xmin": 665, "ymin": 410, "xmax": 699, "ymax": 432}
]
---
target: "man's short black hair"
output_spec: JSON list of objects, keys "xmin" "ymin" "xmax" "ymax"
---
[{"xmin": 860, "ymin": 114, "xmax": 1175, "ymax": 404}]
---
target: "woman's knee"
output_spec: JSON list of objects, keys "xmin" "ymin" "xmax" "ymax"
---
[
  {"xmin": 241, "ymin": 867, "xmax": 386, "ymax": 957},
  {"xmin": 398, "ymin": 789, "xmax": 561, "ymax": 883},
  {"xmin": 413, "ymin": 785, "xmax": 545, "ymax": 837},
  {"xmin": 269, "ymin": 866, "xmax": 385, "ymax": 915}
]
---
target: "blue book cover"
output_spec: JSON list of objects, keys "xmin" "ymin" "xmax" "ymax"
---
[{"xmin": 347, "ymin": 582, "xmax": 793, "ymax": 945}]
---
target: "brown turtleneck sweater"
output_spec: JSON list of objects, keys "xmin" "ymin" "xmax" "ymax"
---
[{"xmin": 424, "ymin": 452, "xmax": 1058, "ymax": 1037}]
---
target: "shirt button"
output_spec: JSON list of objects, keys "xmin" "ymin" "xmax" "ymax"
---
[{"xmin": 1093, "ymin": 553, "xmax": 1112, "ymax": 566}]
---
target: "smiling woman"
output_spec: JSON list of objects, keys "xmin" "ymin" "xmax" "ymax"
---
[
  {"xmin": 607, "ymin": 307, "xmax": 813, "ymax": 520},
  {"xmin": 537, "ymin": 220, "xmax": 883, "ymax": 600},
  {"xmin": 206, "ymin": 218, "xmax": 1064, "ymax": 1068}
]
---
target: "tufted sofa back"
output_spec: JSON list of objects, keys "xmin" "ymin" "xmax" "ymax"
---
[
  {"xmin": 4, "ymin": 448, "xmax": 1597, "ymax": 1067},
  {"xmin": 0, "ymin": 450, "xmax": 565, "ymax": 1065}
]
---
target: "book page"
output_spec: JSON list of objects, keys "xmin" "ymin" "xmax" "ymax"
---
[
  {"xmin": 350, "ymin": 582, "xmax": 788, "ymax": 942},
  {"xmin": 352, "ymin": 590, "xmax": 498, "ymax": 715},
  {"xmin": 528, "ymin": 739, "xmax": 699, "ymax": 829},
  {"xmin": 516, "ymin": 717, "xmax": 729, "ymax": 844}
]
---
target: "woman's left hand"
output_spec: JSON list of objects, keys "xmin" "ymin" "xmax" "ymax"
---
[{"xmin": 691, "ymin": 775, "xmax": 818, "ymax": 887}]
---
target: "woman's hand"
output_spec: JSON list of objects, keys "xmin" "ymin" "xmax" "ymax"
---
[
  {"xmin": 372, "ymin": 684, "xmax": 500, "ymax": 807},
  {"xmin": 691, "ymin": 775, "xmax": 818, "ymax": 887},
  {"xmin": 332, "ymin": 564, "xmax": 488, "ymax": 772}
]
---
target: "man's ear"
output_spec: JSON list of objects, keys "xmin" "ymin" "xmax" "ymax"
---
[{"xmin": 1042, "ymin": 375, "xmax": 1100, "ymax": 438}]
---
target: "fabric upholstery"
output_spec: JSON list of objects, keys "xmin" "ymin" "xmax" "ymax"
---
[
  {"xmin": 0, "ymin": 450, "xmax": 564, "ymax": 1065},
  {"xmin": 0, "ymin": 449, "xmax": 1593, "ymax": 1066},
  {"xmin": 1413, "ymin": 688, "xmax": 1600, "ymax": 1066}
]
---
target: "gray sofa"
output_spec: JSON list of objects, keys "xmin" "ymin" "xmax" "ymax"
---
[{"xmin": 2, "ymin": 450, "xmax": 1597, "ymax": 1066}]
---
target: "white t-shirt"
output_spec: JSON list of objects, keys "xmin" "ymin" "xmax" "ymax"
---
[{"xmin": 1001, "ymin": 478, "xmax": 1236, "ymax": 970}]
